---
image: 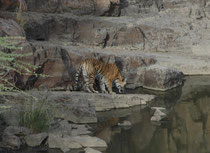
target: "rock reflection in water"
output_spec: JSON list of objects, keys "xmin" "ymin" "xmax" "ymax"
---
[{"xmin": 100, "ymin": 76, "xmax": 210, "ymax": 153}]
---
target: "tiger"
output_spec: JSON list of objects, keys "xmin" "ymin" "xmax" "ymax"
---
[{"xmin": 74, "ymin": 58, "xmax": 126, "ymax": 94}]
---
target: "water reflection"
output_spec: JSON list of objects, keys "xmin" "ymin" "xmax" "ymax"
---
[{"xmin": 97, "ymin": 76, "xmax": 210, "ymax": 153}]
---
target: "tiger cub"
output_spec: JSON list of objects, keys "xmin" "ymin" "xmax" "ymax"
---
[{"xmin": 74, "ymin": 58, "xmax": 126, "ymax": 94}]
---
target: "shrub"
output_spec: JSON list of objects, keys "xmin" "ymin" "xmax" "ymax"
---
[
  {"xmin": 0, "ymin": 36, "xmax": 52, "ymax": 133},
  {"xmin": 0, "ymin": 36, "xmax": 36, "ymax": 92},
  {"xmin": 19, "ymin": 95, "xmax": 54, "ymax": 133}
]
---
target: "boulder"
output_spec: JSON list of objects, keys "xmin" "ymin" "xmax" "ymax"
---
[
  {"xmin": 117, "ymin": 55, "xmax": 156, "ymax": 87},
  {"xmin": 141, "ymin": 65, "xmax": 184, "ymax": 91},
  {"xmin": 24, "ymin": 132, "xmax": 48, "ymax": 147},
  {"xmin": 1, "ymin": 126, "xmax": 30, "ymax": 149},
  {"xmin": 2, "ymin": 133, "xmax": 21, "ymax": 149}
]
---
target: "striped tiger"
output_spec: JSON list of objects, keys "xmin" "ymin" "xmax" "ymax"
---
[{"xmin": 74, "ymin": 58, "xmax": 126, "ymax": 94}]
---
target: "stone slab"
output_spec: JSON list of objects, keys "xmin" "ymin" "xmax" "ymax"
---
[
  {"xmin": 47, "ymin": 91, "xmax": 155, "ymax": 111},
  {"xmin": 0, "ymin": 91, "xmax": 155, "ymax": 125}
]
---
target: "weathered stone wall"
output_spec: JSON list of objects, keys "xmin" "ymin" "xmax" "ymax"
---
[
  {"xmin": 15, "ymin": 41, "xmax": 158, "ymax": 90},
  {"xmin": 5, "ymin": 0, "xmax": 210, "ymax": 91},
  {"xmin": 0, "ymin": 11, "xmax": 184, "ymax": 91},
  {"xmin": 1, "ymin": 0, "xmax": 210, "ymax": 53}
]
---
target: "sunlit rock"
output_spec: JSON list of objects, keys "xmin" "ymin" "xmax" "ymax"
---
[
  {"xmin": 48, "ymin": 134, "xmax": 107, "ymax": 152},
  {"xmin": 85, "ymin": 147, "xmax": 102, "ymax": 153},
  {"xmin": 71, "ymin": 135, "xmax": 107, "ymax": 148},
  {"xmin": 117, "ymin": 120, "xmax": 132, "ymax": 127},
  {"xmin": 151, "ymin": 107, "xmax": 167, "ymax": 122}
]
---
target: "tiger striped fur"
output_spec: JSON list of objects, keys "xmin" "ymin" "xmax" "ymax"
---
[{"xmin": 74, "ymin": 58, "xmax": 126, "ymax": 94}]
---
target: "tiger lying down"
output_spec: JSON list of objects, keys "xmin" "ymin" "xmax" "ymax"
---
[{"xmin": 74, "ymin": 58, "xmax": 127, "ymax": 94}]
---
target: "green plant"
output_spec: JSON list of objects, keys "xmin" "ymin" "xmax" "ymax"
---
[
  {"xmin": 0, "ymin": 36, "xmax": 52, "ymax": 133},
  {"xmin": 0, "ymin": 36, "xmax": 37, "ymax": 92},
  {"xmin": 19, "ymin": 95, "xmax": 54, "ymax": 133}
]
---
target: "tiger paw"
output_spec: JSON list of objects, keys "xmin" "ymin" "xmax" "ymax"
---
[{"xmin": 94, "ymin": 90, "xmax": 99, "ymax": 93}]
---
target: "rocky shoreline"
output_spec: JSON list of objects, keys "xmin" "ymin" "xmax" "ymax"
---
[
  {"xmin": 1, "ymin": 0, "xmax": 210, "ymax": 152},
  {"xmin": 0, "ymin": 91, "xmax": 155, "ymax": 153}
]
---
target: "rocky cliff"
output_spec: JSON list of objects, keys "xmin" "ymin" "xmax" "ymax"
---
[{"xmin": 2, "ymin": 0, "xmax": 210, "ymax": 91}]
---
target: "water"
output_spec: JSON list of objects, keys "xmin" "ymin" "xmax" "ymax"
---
[
  {"xmin": 96, "ymin": 76, "xmax": 210, "ymax": 153},
  {"xmin": 2, "ymin": 76, "xmax": 210, "ymax": 153}
]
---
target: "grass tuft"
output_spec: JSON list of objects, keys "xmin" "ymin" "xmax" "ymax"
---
[{"xmin": 19, "ymin": 96, "xmax": 53, "ymax": 133}]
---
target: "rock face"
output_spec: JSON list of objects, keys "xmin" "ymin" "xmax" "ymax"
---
[
  {"xmin": 0, "ymin": 18, "xmax": 25, "ymax": 37},
  {"xmin": 0, "ymin": 0, "xmax": 120, "ymax": 16},
  {"xmin": 0, "ymin": 11, "xmax": 186, "ymax": 92},
  {"xmin": 3, "ymin": 0, "xmax": 210, "ymax": 92},
  {"xmin": 14, "ymin": 13, "xmax": 145, "ymax": 47},
  {"xmin": 27, "ymin": 42, "xmax": 158, "ymax": 90}
]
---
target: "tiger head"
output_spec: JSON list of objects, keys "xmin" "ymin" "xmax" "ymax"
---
[{"xmin": 114, "ymin": 78, "xmax": 127, "ymax": 94}]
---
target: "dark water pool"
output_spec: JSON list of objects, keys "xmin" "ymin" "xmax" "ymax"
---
[{"xmin": 96, "ymin": 76, "xmax": 210, "ymax": 153}]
